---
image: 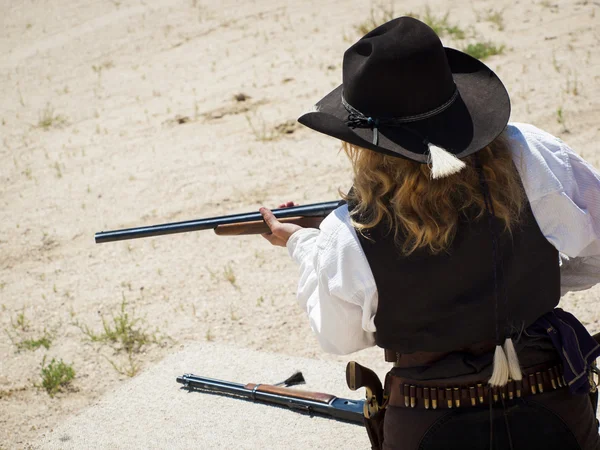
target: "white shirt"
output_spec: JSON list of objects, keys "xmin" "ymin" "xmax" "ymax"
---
[{"xmin": 286, "ymin": 123, "xmax": 600, "ymax": 355}]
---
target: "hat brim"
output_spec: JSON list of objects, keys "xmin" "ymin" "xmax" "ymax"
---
[{"xmin": 298, "ymin": 48, "xmax": 511, "ymax": 163}]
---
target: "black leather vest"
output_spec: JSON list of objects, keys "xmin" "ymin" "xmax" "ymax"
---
[{"xmin": 348, "ymin": 196, "xmax": 560, "ymax": 353}]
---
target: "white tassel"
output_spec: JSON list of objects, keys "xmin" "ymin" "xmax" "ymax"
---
[
  {"xmin": 488, "ymin": 344, "xmax": 510, "ymax": 387},
  {"xmin": 428, "ymin": 143, "xmax": 466, "ymax": 179},
  {"xmin": 504, "ymin": 337, "xmax": 522, "ymax": 381}
]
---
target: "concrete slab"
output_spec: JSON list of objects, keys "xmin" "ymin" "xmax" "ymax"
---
[{"xmin": 34, "ymin": 343, "xmax": 371, "ymax": 449}]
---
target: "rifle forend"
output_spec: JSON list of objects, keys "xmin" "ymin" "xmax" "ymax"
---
[{"xmin": 95, "ymin": 200, "xmax": 339, "ymax": 244}]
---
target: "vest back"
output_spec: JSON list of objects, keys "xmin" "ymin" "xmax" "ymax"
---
[{"xmin": 348, "ymin": 197, "xmax": 560, "ymax": 353}]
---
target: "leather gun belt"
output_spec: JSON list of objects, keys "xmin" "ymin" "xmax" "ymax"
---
[{"xmin": 388, "ymin": 363, "xmax": 567, "ymax": 410}]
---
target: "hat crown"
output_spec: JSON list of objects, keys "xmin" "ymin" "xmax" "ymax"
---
[{"xmin": 343, "ymin": 17, "xmax": 456, "ymax": 118}]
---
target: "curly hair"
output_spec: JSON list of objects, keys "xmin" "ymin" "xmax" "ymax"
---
[{"xmin": 341, "ymin": 134, "xmax": 525, "ymax": 255}]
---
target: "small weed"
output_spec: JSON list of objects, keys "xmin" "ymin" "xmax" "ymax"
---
[
  {"xmin": 462, "ymin": 41, "xmax": 504, "ymax": 60},
  {"xmin": 15, "ymin": 329, "xmax": 53, "ymax": 351},
  {"xmin": 37, "ymin": 104, "xmax": 67, "ymax": 130},
  {"xmin": 53, "ymin": 162, "xmax": 63, "ymax": 178},
  {"xmin": 11, "ymin": 310, "xmax": 29, "ymax": 331},
  {"xmin": 206, "ymin": 266, "xmax": 218, "ymax": 282},
  {"xmin": 483, "ymin": 10, "xmax": 505, "ymax": 31},
  {"xmin": 74, "ymin": 296, "xmax": 159, "ymax": 354},
  {"xmin": 552, "ymin": 51, "xmax": 561, "ymax": 73},
  {"xmin": 355, "ymin": 1, "xmax": 395, "ymax": 35},
  {"xmin": 223, "ymin": 263, "xmax": 237, "ymax": 287},
  {"xmin": 245, "ymin": 113, "xmax": 281, "ymax": 142},
  {"xmin": 556, "ymin": 107, "xmax": 569, "ymax": 133},
  {"xmin": 105, "ymin": 349, "xmax": 140, "ymax": 377},
  {"xmin": 91, "ymin": 61, "xmax": 115, "ymax": 76},
  {"xmin": 17, "ymin": 87, "xmax": 25, "ymax": 107},
  {"xmin": 230, "ymin": 306, "xmax": 239, "ymax": 321},
  {"xmin": 564, "ymin": 70, "xmax": 579, "ymax": 96},
  {"xmin": 256, "ymin": 296, "xmax": 264, "ymax": 306},
  {"xmin": 540, "ymin": 0, "xmax": 555, "ymax": 9},
  {"xmin": 412, "ymin": 8, "xmax": 466, "ymax": 40},
  {"xmin": 39, "ymin": 357, "xmax": 75, "ymax": 397},
  {"xmin": 205, "ymin": 327, "xmax": 214, "ymax": 341}
]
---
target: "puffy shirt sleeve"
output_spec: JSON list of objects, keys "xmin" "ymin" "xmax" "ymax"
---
[
  {"xmin": 286, "ymin": 205, "xmax": 377, "ymax": 355},
  {"xmin": 508, "ymin": 123, "xmax": 600, "ymax": 294}
]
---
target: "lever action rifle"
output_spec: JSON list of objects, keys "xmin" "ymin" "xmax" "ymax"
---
[
  {"xmin": 95, "ymin": 200, "xmax": 339, "ymax": 243},
  {"xmin": 176, "ymin": 361, "xmax": 383, "ymax": 427}
]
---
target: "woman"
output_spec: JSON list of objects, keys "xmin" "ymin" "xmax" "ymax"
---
[{"xmin": 260, "ymin": 17, "xmax": 600, "ymax": 450}]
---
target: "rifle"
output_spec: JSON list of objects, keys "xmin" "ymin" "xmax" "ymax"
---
[
  {"xmin": 176, "ymin": 361, "xmax": 383, "ymax": 427},
  {"xmin": 95, "ymin": 200, "xmax": 339, "ymax": 243}
]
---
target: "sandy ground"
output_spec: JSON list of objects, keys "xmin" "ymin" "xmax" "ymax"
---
[{"xmin": 1, "ymin": 0, "xmax": 599, "ymax": 447}]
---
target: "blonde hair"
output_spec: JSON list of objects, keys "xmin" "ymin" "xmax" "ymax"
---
[{"xmin": 342, "ymin": 135, "xmax": 525, "ymax": 255}]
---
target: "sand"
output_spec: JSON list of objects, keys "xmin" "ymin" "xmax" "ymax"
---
[{"xmin": 1, "ymin": 0, "xmax": 599, "ymax": 447}]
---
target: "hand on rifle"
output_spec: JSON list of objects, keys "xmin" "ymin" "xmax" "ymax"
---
[{"xmin": 260, "ymin": 201, "xmax": 304, "ymax": 247}]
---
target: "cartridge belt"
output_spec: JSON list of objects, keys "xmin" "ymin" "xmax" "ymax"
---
[{"xmin": 387, "ymin": 363, "xmax": 566, "ymax": 410}]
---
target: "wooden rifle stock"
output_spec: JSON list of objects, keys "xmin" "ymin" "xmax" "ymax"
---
[{"xmin": 214, "ymin": 217, "xmax": 324, "ymax": 235}]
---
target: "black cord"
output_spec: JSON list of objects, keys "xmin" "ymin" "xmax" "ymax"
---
[{"xmin": 475, "ymin": 155, "xmax": 502, "ymax": 346}]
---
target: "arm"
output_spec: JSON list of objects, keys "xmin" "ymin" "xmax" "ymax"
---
[
  {"xmin": 508, "ymin": 124, "xmax": 600, "ymax": 293},
  {"xmin": 560, "ymin": 254, "xmax": 600, "ymax": 296},
  {"xmin": 261, "ymin": 205, "xmax": 377, "ymax": 355}
]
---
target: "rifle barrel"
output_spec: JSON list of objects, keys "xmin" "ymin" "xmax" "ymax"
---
[{"xmin": 95, "ymin": 201, "xmax": 339, "ymax": 244}]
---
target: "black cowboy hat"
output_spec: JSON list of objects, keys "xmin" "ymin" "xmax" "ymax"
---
[{"xmin": 298, "ymin": 17, "xmax": 510, "ymax": 172}]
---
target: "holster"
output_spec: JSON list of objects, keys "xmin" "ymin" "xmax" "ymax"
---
[
  {"xmin": 363, "ymin": 409, "xmax": 385, "ymax": 450},
  {"xmin": 363, "ymin": 372, "xmax": 391, "ymax": 450}
]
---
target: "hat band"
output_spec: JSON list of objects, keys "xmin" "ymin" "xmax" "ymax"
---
[{"xmin": 342, "ymin": 87, "xmax": 459, "ymax": 145}]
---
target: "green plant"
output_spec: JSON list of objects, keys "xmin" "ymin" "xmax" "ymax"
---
[
  {"xmin": 15, "ymin": 330, "xmax": 53, "ymax": 351},
  {"xmin": 484, "ymin": 10, "xmax": 505, "ymax": 31},
  {"xmin": 205, "ymin": 327, "xmax": 214, "ymax": 341},
  {"xmin": 564, "ymin": 70, "xmax": 579, "ymax": 96},
  {"xmin": 91, "ymin": 61, "xmax": 114, "ymax": 75},
  {"xmin": 245, "ymin": 113, "xmax": 281, "ymax": 142},
  {"xmin": 39, "ymin": 357, "xmax": 75, "ymax": 397},
  {"xmin": 11, "ymin": 309, "xmax": 29, "ymax": 331},
  {"xmin": 551, "ymin": 51, "xmax": 561, "ymax": 73},
  {"xmin": 411, "ymin": 7, "xmax": 466, "ymax": 40},
  {"xmin": 355, "ymin": 1, "xmax": 395, "ymax": 35},
  {"xmin": 540, "ymin": 0, "xmax": 555, "ymax": 9},
  {"xmin": 223, "ymin": 263, "xmax": 237, "ymax": 287},
  {"xmin": 461, "ymin": 41, "xmax": 504, "ymax": 60},
  {"xmin": 556, "ymin": 107, "xmax": 569, "ymax": 133},
  {"xmin": 36, "ymin": 104, "xmax": 67, "ymax": 130},
  {"xmin": 105, "ymin": 349, "xmax": 140, "ymax": 377},
  {"xmin": 74, "ymin": 296, "xmax": 158, "ymax": 353},
  {"xmin": 53, "ymin": 162, "xmax": 63, "ymax": 178}
]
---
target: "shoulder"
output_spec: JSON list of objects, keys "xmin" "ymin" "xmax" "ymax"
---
[
  {"xmin": 505, "ymin": 122, "xmax": 568, "ymax": 162},
  {"xmin": 506, "ymin": 122, "xmax": 563, "ymax": 145},
  {"xmin": 505, "ymin": 123, "xmax": 572, "ymax": 201},
  {"xmin": 318, "ymin": 204, "xmax": 376, "ymax": 295},
  {"xmin": 318, "ymin": 204, "xmax": 368, "ymax": 269},
  {"xmin": 319, "ymin": 204, "xmax": 361, "ymax": 250}
]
